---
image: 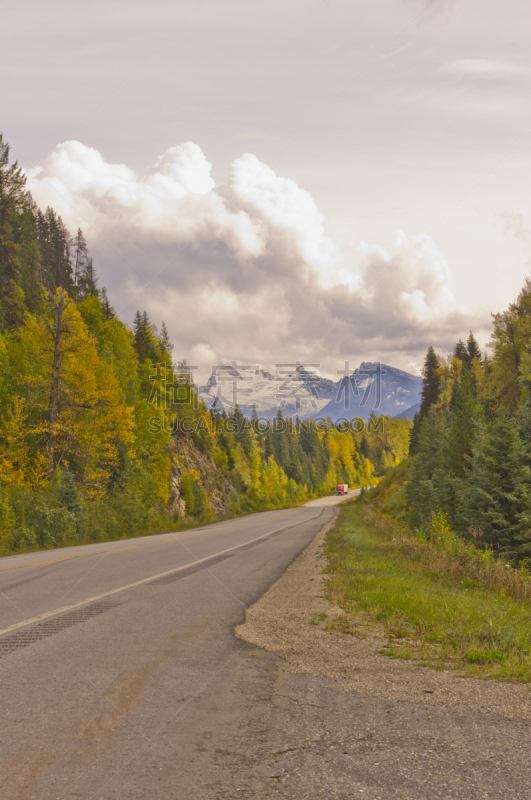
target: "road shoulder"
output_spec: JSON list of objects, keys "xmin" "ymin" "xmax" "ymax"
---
[
  {"xmin": 228, "ymin": 506, "xmax": 531, "ymax": 799},
  {"xmin": 236, "ymin": 508, "xmax": 531, "ymax": 720}
]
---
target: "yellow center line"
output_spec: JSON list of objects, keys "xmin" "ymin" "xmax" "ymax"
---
[{"xmin": 0, "ymin": 509, "xmax": 298, "ymax": 572}]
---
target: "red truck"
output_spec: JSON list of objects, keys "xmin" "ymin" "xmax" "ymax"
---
[{"xmin": 336, "ymin": 483, "xmax": 349, "ymax": 495}]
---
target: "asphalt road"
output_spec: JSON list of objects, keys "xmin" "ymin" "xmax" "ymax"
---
[{"xmin": 0, "ymin": 495, "xmax": 350, "ymax": 799}]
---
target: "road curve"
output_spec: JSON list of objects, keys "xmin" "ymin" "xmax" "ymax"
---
[{"xmin": 0, "ymin": 493, "xmax": 352, "ymax": 799}]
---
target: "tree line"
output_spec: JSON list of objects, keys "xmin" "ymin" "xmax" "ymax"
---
[
  {"xmin": 0, "ymin": 133, "xmax": 411, "ymax": 554},
  {"xmin": 407, "ymin": 283, "xmax": 531, "ymax": 563}
]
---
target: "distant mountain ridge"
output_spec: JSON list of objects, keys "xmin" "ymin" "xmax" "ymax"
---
[
  {"xmin": 199, "ymin": 362, "xmax": 422, "ymax": 420},
  {"xmin": 318, "ymin": 362, "xmax": 422, "ymax": 421}
]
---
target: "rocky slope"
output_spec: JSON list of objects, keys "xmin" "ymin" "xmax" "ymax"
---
[{"xmin": 167, "ymin": 432, "xmax": 239, "ymax": 519}]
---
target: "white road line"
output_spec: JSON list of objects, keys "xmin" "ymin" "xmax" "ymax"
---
[{"xmin": 0, "ymin": 509, "xmax": 325, "ymax": 638}]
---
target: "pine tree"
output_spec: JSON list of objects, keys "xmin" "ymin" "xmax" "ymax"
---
[
  {"xmin": 273, "ymin": 408, "xmax": 290, "ymax": 470},
  {"xmin": 80, "ymin": 257, "xmax": 98, "ymax": 299},
  {"xmin": 466, "ymin": 331, "xmax": 482, "ymax": 363},
  {"xmin": 160, "ymin": 321, "xmax": 173, "ymax": 357},
  {"xmin": 409, "ymin": 346, "xmax": 440, "ymax": 454},
  {"xmin": 446, "ymin": 371, "xmax": 480, "ymax": 477},
  {"xmin": 231, "ymin": 406, "xmax": 253, "ymax": 457},
  {"xmin": 16, "ymin": 201, "xmax": 43, "ymax": 314},
  {"xmin": 406, "ymin": 411, "xmax": 447, "ymax": 526},
  {"xmin": 453, "ymin": 340, "xmax": 468, "ymax": 362},
  {"xmin": 36, "ymin": 208, "xmax": 74, "ymax": 295},
  {"xmin": 440, "ymin": 370, "xmax": 482, "ymax": 522},
  {"xmin": 133, "ymin": 310, "xmax": 152, "ymax": 362},
  {"xmin": 72, "ymin": 229, "xmax": 98, "ymax": 301},
  {"xmin": 420, "ymin": 346, "xmax": 441, "ymax": 412},
  {"xmin": 100, "ymin": 287, "xmax": 115, "ymax": 320},
  {"xmin": 73, "ymin": 228, "xmax": 89, "ymax": 297},
  {"xmin": 460, "ymin": 412, "xmax": 531, "ymax": 560}
]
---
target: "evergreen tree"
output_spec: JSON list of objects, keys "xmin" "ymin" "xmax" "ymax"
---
[
  {"xmin": 406, "ymin": 411, "xmax": 447, "ymax": 526},
  {"xmin": 78, "ymin": 256, "xmax": 98, "ymax": 299},
  {"xmin": 133, "ymin": 310, "xmax": 160, "ymax": 362},
  {"xmin": 231, "ymin": 406, "xmax": 253, "ymax": 457},
  {"xmin": 272, "ymin": 408, "xmax": 290, "ymax": 471},
  {"xmin": 36, "ymin": 208, "xmax": 74, "ymax": 295},
  {"xmin": 466, "ymin": 331, "xmax": 482, "ymax": 364},
  {"xmin": 439, "ymin": 370, "xmax": 482, "ymax": 522},
  {"xmin": 72, "ymin": 229, "xmax": 98, "ymax": 301},
  {"xmin": 16, "ymin": 201, "xmax": 43, "ymax": 314},
  {"xmin": 446, "ymin": 370, "xmax": 480, "ymax": 480},
  {"xmin": 460, "ymin": 412, "xmax": 531, "ymax": 560},
  {"xmin": 453, "ymin": 339, "xmax": 468, "ymax": 362},
  {"xmin": 73, "ymin": 228, "xmax": 89, "ymax": 297},
  {"xmin": 160, "ymin": 321, "xmax": 173, "ymax": 357},
  {"xmin": 100, "ymin": 287, "xmax": 115, "ymax": 320},
  {"xmin": 409, "ymin": 346, "xmax": 440, "ymax": 454}
]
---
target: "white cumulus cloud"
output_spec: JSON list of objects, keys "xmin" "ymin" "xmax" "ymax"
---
[{"xmin": 27, "ymin": 140, "xmax": 482, "ymax": 375}]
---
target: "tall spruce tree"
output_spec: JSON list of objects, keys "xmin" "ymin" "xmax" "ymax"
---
[
  {"xmin": 73, "ymin": 228, "xmax": 89, "ymax": 297},
  {"xmin": 406, "ymin": 410, "xmax": 447, "ymax": 526},
  {"xmin": 100, "ymin": 287, "xmax": 115, "ymax": 320},
  {"xmin": 16, "ymin": 200, "xmax": 43, "ymax": 314},
  {"xmin": 460, "ymin": 412, "xmax": 531, "ymax": 560},
  {"xmin": 160, "ymin": 321, "xmax": 173, "ymax": 357},
  {"xmin": 37, "ymin": 208, "xmax": 74, "ymax": 295},
  {"xmin": 78, "ymin": 256, "xmax": 98, "ymax": 299},
  {"xmin": 73, "ymin": 229, "xmax": 98, "ymax": 301},
  {"xmin": 409, "ymin": 346, "xmax": 440, "ymax": 454},
  {"xmin": 453, "ymin": 339, "xmax": 468, "ymax": 362},
  {"xmin": 441, "ymin": 370, "xmax": 482, "ymax": 522},
  {"xmin": 466, "ymin": 331, "xmax": 482, "ymax": 364}
]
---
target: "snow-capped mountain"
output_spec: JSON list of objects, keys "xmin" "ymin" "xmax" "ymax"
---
[
  {"xmin": 199, "ymin": 363, "xmax": 336, "ymax": 419},
  {"xmin": 199, "ymin": 362, "xmax": 422, "ymax": 420},
  {"xmin": 317, "ymin": 363, "xmax": 422, "ymax": 421}
]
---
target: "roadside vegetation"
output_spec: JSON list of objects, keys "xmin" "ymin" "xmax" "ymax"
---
[
  {"xmin": 407, "ymin": 280, "xmax": 531, "ymax": 566},
  {"xmin": 324, "ymin": 469, "xmax": 531, "ymax": 681},
  {"xmin": 322, "ymin": 277, "xmax": 531, "ymax": 682}
]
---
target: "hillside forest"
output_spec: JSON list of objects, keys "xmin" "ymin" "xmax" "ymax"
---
[
  {"xmin": 0, "ymin": 135, "xmax": 411, "ymax": 554},
  {"xmin": 404, "ymin": 284, "xmax": 531, "ymax": 564}
]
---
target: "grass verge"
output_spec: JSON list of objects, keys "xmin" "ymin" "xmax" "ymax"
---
[{"xmin": 324, "ymin": 498, "xmax": 531, "ymax": 682}]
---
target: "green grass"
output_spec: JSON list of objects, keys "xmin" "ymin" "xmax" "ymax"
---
[{"xmin": 324, "ymin": 499, "xmax": 531, "ymax": 681}]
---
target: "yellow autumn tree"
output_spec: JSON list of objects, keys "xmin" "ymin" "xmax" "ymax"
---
[
  {"xmin": 0, "ymin": 396, "xmax": 29, "ymax": 486},
  {"xmin": 17, "ymin": 290, "xmax": 135, "ymax": 500}
]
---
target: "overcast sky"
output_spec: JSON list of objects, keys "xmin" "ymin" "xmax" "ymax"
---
[{"xmin": 3, "ymin": 0, "xmax": 531, "ymax": 376}]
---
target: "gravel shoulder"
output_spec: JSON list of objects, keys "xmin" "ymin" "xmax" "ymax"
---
[
  {"xmin": 227, "ymin": 509, "xmax": 531, "ymax": 799},
  {"xmin": 236, "ymin": 509, "xmax": 531, "ymax": 719}
]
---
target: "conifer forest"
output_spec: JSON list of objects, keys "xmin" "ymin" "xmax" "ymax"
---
[{"xmin": 408, "ymin": 292, "xmax": 531, "ymax": 564}]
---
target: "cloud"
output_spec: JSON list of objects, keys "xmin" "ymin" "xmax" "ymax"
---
[
  {"xmin": 27, "ymin": 141, "xmax": 483, "ymax": 375},
  {"xmin": 441, "ymin": 59, "xmax": 531, "ymax": 78}
]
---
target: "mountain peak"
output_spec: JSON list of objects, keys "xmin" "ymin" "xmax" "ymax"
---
[{"xmin": 199, "ymin": 361, "xmax": 422, "ymax": 420}]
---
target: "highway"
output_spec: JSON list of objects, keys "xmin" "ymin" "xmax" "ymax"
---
[{"xmin": 0, "ymin": 494, "xmax": 350, "ymax": 799}]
